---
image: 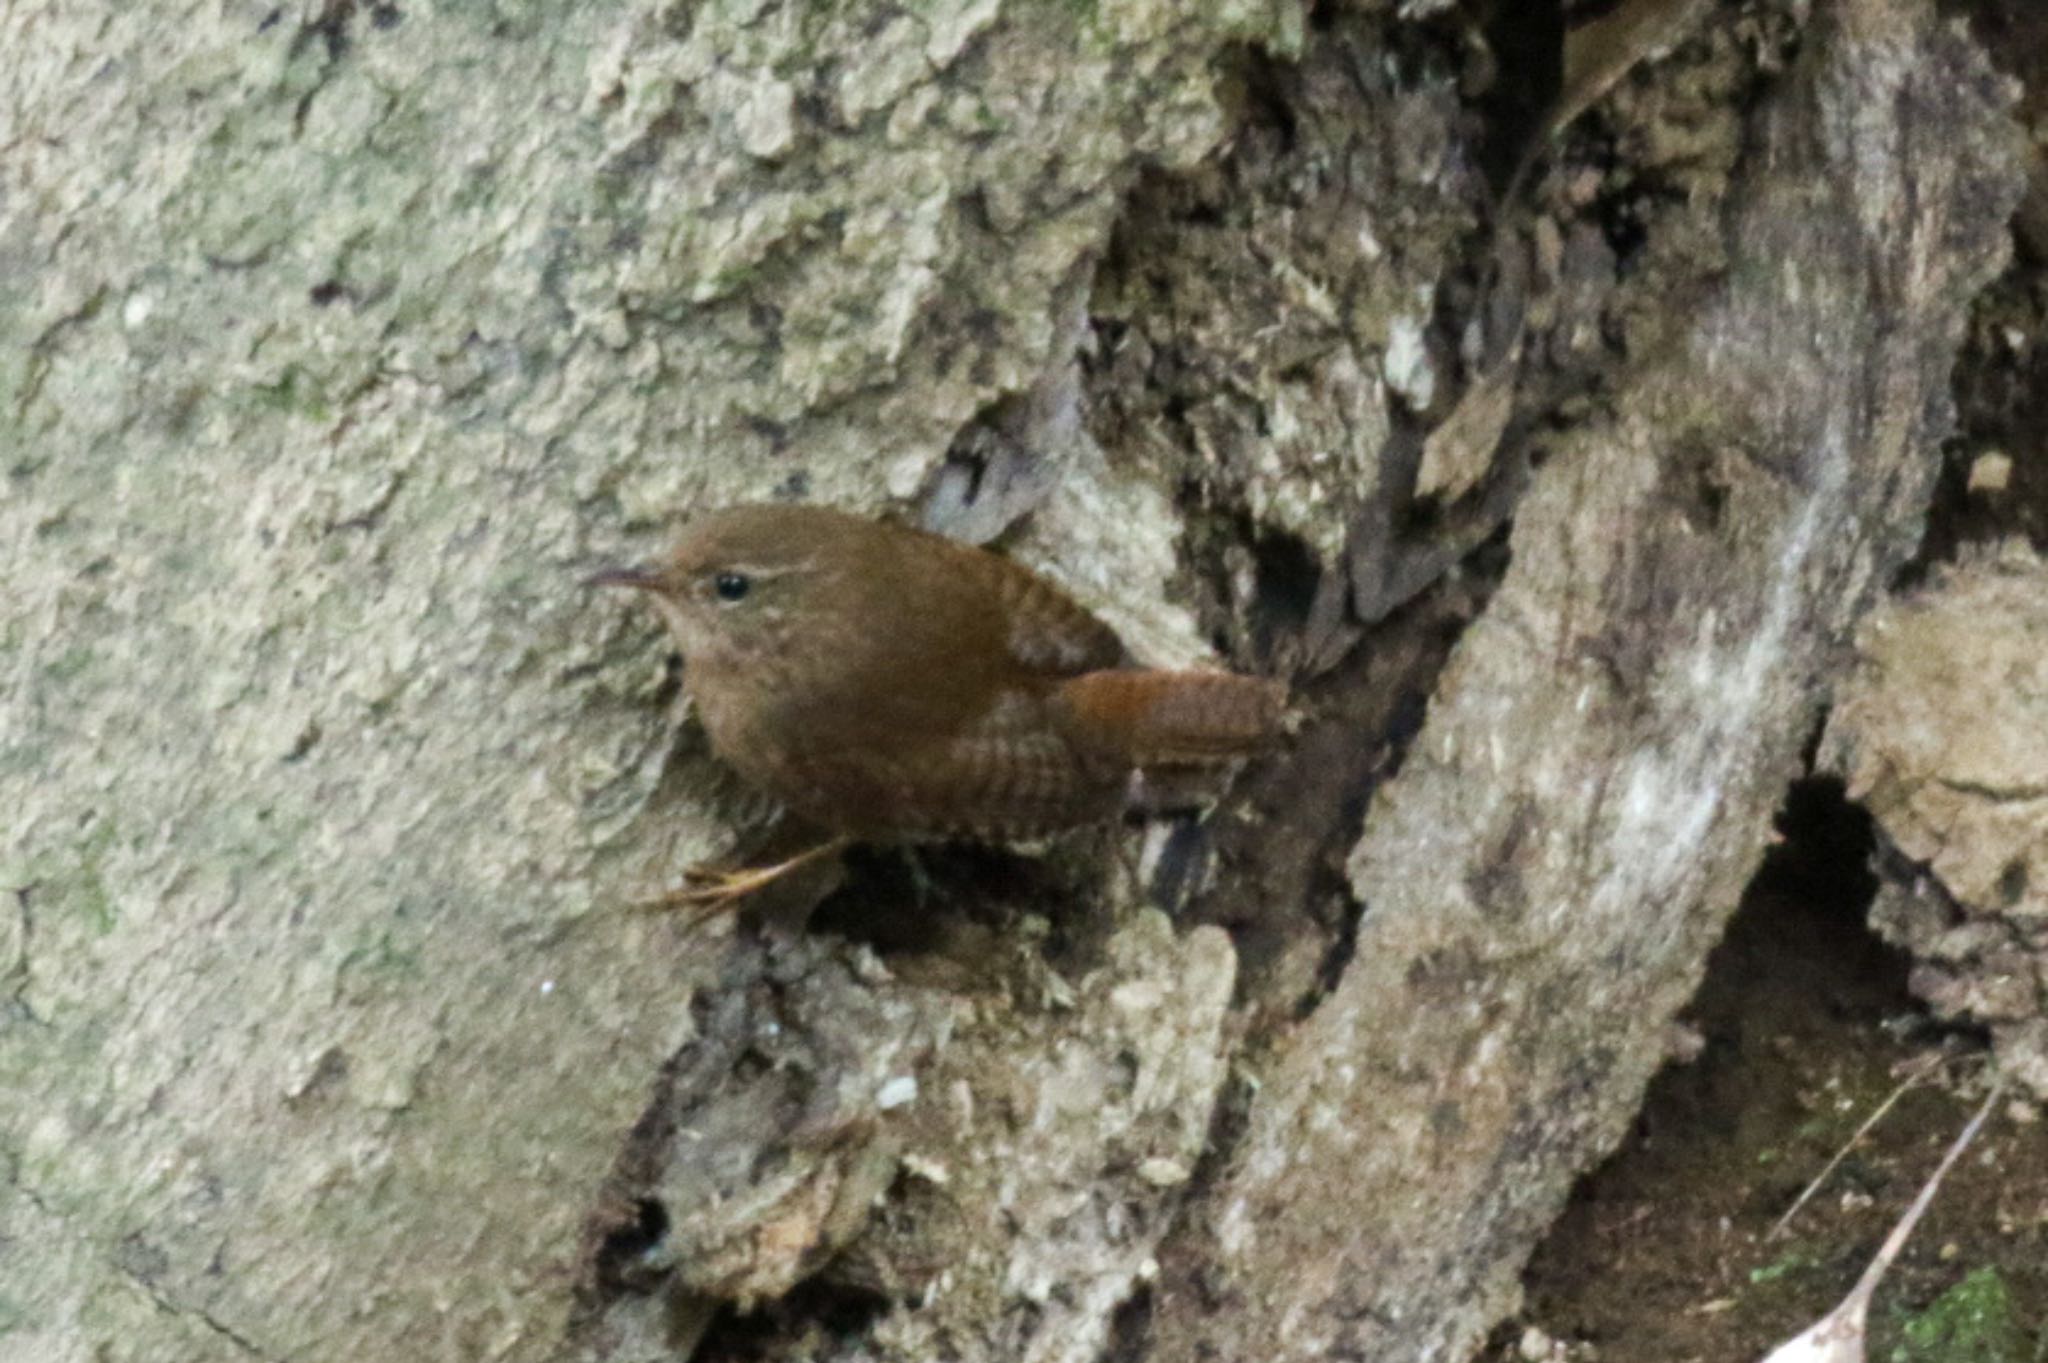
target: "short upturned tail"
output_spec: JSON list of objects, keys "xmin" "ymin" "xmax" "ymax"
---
[{"xmin": 1052, "ymin": 669, "xmax": 1288, "ymax": 767}]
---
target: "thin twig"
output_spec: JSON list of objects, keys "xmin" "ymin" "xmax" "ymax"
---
[
  {"xmin": 1757, "ymin": 1071, "xmax": 2008, "ymax": 1363},
  {"xmin": 1769, "ymin": 1051, "xmax": 1947, "ymax": 1240},
  {"xmin": 1846, "ymin": 1072, "xmax": 2006, "ymax": 1304}
]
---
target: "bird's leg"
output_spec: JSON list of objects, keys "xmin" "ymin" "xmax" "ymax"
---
[{"xmin": 638, "ymin": 836, "xmax": 853, "ymax": 914}]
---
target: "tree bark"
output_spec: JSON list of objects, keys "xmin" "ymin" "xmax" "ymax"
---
[
  {"xmin": 0, "ymin": 2, "xmax": 2021, "ymax": 1362},
  {"xmin": 1822, "ymin": 541, "xmax": 2048, "ymax": 1098},
  {"xmin": 1145, "ymin": 2, "xmax": 2020, "ymax": 1352}
]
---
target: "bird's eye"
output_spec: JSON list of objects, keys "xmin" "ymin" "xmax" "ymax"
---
[{"xmin": 712, "ymin": 571, "xmax": 752, "ymax": 603}]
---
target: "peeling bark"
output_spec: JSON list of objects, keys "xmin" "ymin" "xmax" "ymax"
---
[{"xmin": 1822, "ymin": 542, "xmax": 2048, "ymax": 1097}]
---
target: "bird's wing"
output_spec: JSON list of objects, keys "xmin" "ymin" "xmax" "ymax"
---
[{"xmin": 974, "ymin": 552, "xmax": 1128, "ymax": 677}]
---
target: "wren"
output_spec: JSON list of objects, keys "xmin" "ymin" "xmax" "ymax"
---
[{"xmin": 592, "ymin": 503, "xmax": 1286, "ymax": 905}]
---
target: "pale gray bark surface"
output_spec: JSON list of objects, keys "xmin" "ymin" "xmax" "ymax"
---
[
  {"xmin": 1, "ymin": 2, "xmax": 1292, "ymax": 1359},
  {"xmin": 0, "ymin": 3, "xmax": 2024, "ymax": 1363}
]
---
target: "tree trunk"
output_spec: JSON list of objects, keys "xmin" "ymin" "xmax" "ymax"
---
[{"xmin": 0, "ymin": 1, "xmax": 2021, "ymax": 1362}]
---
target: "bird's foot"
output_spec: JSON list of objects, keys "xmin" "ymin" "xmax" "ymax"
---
[{"xmin": 635, "ymin": 837, "xmax": 851, "ymax": 915}]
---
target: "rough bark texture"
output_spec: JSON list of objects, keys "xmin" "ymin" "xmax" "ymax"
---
[
  {"xmin": 0, "ymin": 3, "xmax": 2024, "ymax": 1363},
  {"xmin": 1821, "ymin": 542, "xmax": 2048, "ymax": 1098},
  {"xmin": 0, "ymin": 2, "xmax": 1294, "ymax": 1360},
  {"xmin": 1143, "ymin": 5, "xmax": 2020, "ymax": 1357}
]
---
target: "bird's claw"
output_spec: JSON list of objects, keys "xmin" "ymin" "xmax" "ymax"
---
[{"xmin": 630, "ymin": 838, "xmax": 851, "ymax": 916}]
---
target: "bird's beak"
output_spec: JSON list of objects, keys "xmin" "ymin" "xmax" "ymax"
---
[{"xmin": 584, "ymin": 564, "xmax": 666, "ymax": 593}]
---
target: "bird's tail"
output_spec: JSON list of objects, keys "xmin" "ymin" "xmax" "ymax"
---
[{"xmin": 1052, "ymin": 669, "xmax": 1288, "ymax": 767}]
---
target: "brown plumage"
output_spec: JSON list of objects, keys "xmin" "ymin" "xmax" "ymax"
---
[{"xmin": 592, "ymin": 504, "xmax": 1285, "ymax": 900}]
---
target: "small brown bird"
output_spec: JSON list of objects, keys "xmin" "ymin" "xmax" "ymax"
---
[{"xmin": 592, "ymin": 504, "xmax": 1286, "ymax": 905}]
